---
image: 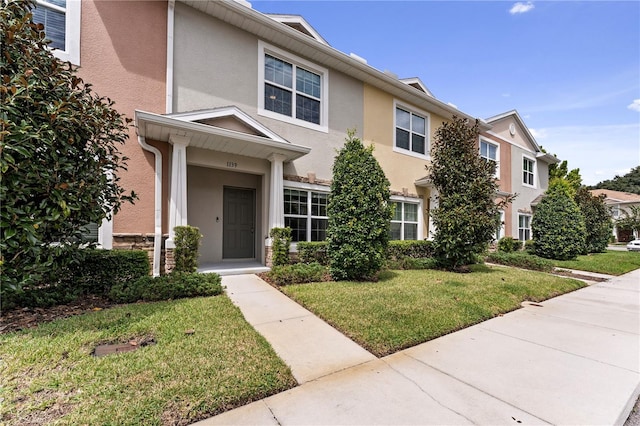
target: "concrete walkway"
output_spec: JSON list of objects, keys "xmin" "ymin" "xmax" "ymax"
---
[{"xmin": 196, "ymin": 269, "xmax": 640, "ymax": 425}]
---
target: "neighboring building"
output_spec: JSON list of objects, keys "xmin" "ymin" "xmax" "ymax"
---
[
  {"xmin": 590, "ymin": 189, "xmax": 640, "ymax": 242},
  {"xmin": 484, "ymin": 111, "xmax": 559, "ymax": 242},
  {"xmin": 34, "ymin": 0, "xmax": 557, "ymax": 273}
]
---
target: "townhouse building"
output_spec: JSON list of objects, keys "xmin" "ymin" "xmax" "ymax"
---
[
  {"xmin": 590, "ymin": 189, "xmax": 640, "ymax": 242},
  {"xmin": 34, "ymin": 0, "xmax": 557, "ymax": 274}
]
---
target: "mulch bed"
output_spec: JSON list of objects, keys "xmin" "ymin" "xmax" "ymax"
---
[{"xmin": 0, "ymin": 295, "xmax": 118, "ymax": 334}]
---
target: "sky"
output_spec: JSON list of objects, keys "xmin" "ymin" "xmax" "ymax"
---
[{"xmin": 251, "ymin": 0, "xmax": 640, "ymax": 186}]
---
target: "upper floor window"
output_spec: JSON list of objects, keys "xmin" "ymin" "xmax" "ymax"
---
[
  {"xmin": 390, "ymin": 201, "xmax": 419, "ymax": 240},
  {"xmin": 522, "ymin": 156, "xmax": 535, "ymax": 187},
  {"xmin": 284, "ymin": 188, "xmax": 328, "ymax": 242},
  {"xmin": 480, "ymin": 138, "xmax": 499, "ymax": 177},
  {"xmin": 394, "ymin": 104, "xmax": 428, "ymax": 157},
  {"xmin": 33, "ymin": 0, "xmax": 81, "ymax": 65},
  {"xmin": 259, "ymin": 42, "xmax": 328, "ymax": 132}
]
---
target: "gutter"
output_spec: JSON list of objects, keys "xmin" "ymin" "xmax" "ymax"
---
[{"xmin": 137, "ymin": 133, "xmax": 163, "ymax": 277}]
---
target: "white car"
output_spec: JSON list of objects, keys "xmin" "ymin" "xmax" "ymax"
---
[{"xmin": 626, "ymin": 239, "xmax": 640, "ymax": 251}]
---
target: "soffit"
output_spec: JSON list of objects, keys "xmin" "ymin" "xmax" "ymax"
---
[{"xmin": 135, "ymin": 110, "xmax": 310, "ymax": 162}]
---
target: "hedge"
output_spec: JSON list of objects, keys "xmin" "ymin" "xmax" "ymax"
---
[
  {"xmin": 108, "ymin": 272, "xmax": 222, "ymax": 303},
  {"xmin": 387, "ymin": 240, "xmax": 434, "ymax": 260},
  {"xmin": 2, "ymin": 249, "xmax": 149, "ymax": 310},
  {"xmin": 266, "ymin": 262, "xmax": 330, "ymax": 286},
  {"xmin": 297, "ymin": 241, "xmax": 329, "ymax": 265},
  {"xmin": 486, "ymin": 252, "xmax": 554, "ymax": 272}
]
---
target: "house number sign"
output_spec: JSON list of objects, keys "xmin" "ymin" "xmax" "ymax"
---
[{"xmin": 226, "ymin": 161, "xmax": 238, "ymax": 168}]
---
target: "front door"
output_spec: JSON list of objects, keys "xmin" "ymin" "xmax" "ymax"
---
[{"xmin": 223, "ymin": 187, "xmax": 255, "ymax": 259}]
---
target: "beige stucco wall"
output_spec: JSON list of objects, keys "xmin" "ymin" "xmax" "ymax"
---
[
  {"xmin": 173, "ymin": 2, "xmax": 363, "ymax": 182},
  {"xmin": 491, "ymin": 118, "xmax": 532, "ymax": 151},
  {"xmin": 363, "ymin": 84, "xmax": 450, "ymax": 192},
  {"xmin": 363, "ymin": 84, "xmax": 453, "ymax": 238},
  {"xmin": 78, "ymin": 0, "xmax": 167, "ymax": 234}
]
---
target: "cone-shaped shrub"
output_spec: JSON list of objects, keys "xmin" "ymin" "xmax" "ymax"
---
[{"xmin": 327, "ymin": 131, "xmax": 392, "ymax": 280}]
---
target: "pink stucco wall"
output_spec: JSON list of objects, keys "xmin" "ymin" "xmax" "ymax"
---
[{"xmin": 77, "ymin": 1, "xmax": 167, "ymax": 234}]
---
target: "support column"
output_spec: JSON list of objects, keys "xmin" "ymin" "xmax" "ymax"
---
[
  {"xmin": 268, "ymin": 153, "xmax": 286, "ymax": 230},
  {"xmin": 166, "ymin": 135, "xmax": 190, "ymax": 250},
  {"xmin": 428, "ymin": 189, "xmax": 439, "ymax": 240},
  {"xmin": 265, "ymin": 154, "xmax": 286, "ymax": 266}
]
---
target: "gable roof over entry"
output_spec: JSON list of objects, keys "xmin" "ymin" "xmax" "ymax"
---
[{"xmin": 135, "ymin": 107, "xmax": 311, "ymax": 162}]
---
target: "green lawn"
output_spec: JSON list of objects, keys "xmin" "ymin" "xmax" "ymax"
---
[
  {"xmin": 551, "ymin": 250, "xmax": 640, "ymax": 275},
  {"xmin": 281, "ymin": 265, "xmax": 584, "ymax": 357},
  {"xmin": 0, "ymin": 296, "xmax": 296, "ymax": 426}
]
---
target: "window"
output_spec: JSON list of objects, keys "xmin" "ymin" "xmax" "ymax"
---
[
  {"xmin": 523, "ymin": 156, "xmax": 535, "ymax": 187},
  {"xmin": 611, "ymin": 206, "xmax": 620, "ymax": 219},
  {"xmin": 284, "ymin": 189, "xmax": 328, "ymax": 242},
  {"xmin": 259, "ymin": 42, "xmax": 328, "ymax": 132},
  {"xmin": 33, "ymin": 0, "xmax": 81, "ymax": 65},
  {"xmin": 480, "ymin": 138, "xmax": 499, "ymax": 177},
  {"xmin": 390, "ymin": 201, "xmax": 419, "ymax": 240},
  {"xmin": 394, "ymin": 104, "xmax": 428, "ymax": 157},
  {"xmin": 494, "ymin": 210, "xmax": 505, "ymax": 241},
  {"xmin": 518, "ymin": 214, "xmax": 531, "ymax": 242}
]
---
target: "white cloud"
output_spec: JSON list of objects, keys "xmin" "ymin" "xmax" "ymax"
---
[
  {"xmin": 527, "ymin": 123, "xmax": 640, "ymax": 185},
  {"xmin": 529, "ymin": 128, "xmax": 547, "ymax": 139},
  {"xmin": 501, "ymin": 93, "xmax": 511, "ymax": 98},
  {"xmin": 509, "ymin": 2, "xmax": 535, "ymax": 15},
  {"xmin": 628, "ymin": 99, "xmax": 640, "ymax": 112}
]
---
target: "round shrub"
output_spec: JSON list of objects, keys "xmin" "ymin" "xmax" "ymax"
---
[
  {"xmin": 497, "ymin": 237, "xmax": 521, "ymax": 253},
  {"xmin": 532, "ymin": 187, "xmax": 586, "ymax": 260}
]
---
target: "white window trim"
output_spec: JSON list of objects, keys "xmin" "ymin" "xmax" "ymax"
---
[
  {"xmin": 390, "ymin": 195, "xmax": 423, "ymax": 240},
  {"xmin": 495, "ymin": 210, "xmax": 505, "ymax": 241},
  {"xmin": 393, "ymin": 100, "xmax": 430, "ymax": 160},
  {"xmin": 480, "ymin": 137, "xmax": 500, "ymax": 178},
  {"xmin": 36, "ymin": 0, "xmax": 81, "ymax": 65},
  {"xmin": 283, "ymin": 185, "xmax": 330, "ymax": 244},
  {"xmin": 258, "ymin": 41, "xmax": 329, "ymax": 133},
  {"xmin": 522, "ymin": 154, "xmax": 536, "ymax": 188},
  {"xmin": 518, "ymin": 214, "xmax": 532, "ymax": 242}
]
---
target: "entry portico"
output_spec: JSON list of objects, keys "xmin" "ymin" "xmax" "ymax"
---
[{"xmin": 135, "ymin": 107, "xmax": 310, "ymax": 274}]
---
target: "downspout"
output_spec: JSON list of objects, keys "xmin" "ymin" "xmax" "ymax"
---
[{"xmin": 138, "ymin": 134, "xmax": 163, "ymax": 277}]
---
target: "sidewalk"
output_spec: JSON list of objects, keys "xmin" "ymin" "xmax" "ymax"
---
[{"xmin": 196, "ymin": 269, "xmax": 640, "ymax": 425}]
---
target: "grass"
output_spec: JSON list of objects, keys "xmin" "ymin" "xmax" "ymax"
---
[
  {"xmin": 550, "ymin": 250, "xmax": 640, "ymax": 276},
  {"xmin": 281, "ymin": 265, "xmax": 584, "ymax": 357},
  {"xmin": 0, "ymin": 295, "xmax": 296, "ymax": 426}
]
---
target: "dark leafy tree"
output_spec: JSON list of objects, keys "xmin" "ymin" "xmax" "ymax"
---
[
  {"xmin": 427, "ymin": 117, "xmax": 513, "ymax": 270},
  {"xmin": 327, "ymin": 130, "xmax": 392, "ymax": 280},
  {"xmin": 549, "ymin": 159, "xmax": 582, "ymax": 195},
  {"xmin": 532, "ymin": 181, "xmax": 586, "ymax": 260},
  {"xmin": 574, "ymin": 187, "xmax": 612, "ymax": 253},
  {"xmin": 1, "ymin": 1, "xmax": 136, "ymax": 296},
  {"xmin": 590, "ymin": 166, "xmax": 640, "ymax": 195}
]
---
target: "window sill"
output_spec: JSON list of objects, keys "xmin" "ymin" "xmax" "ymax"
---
[
  {"xmin": 392, "ymin": 146, "xmax": 430, "ymax": 160},
  {"xmin": 258, "ymin": 109, "xmax": 328, "ymax": 134}
]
